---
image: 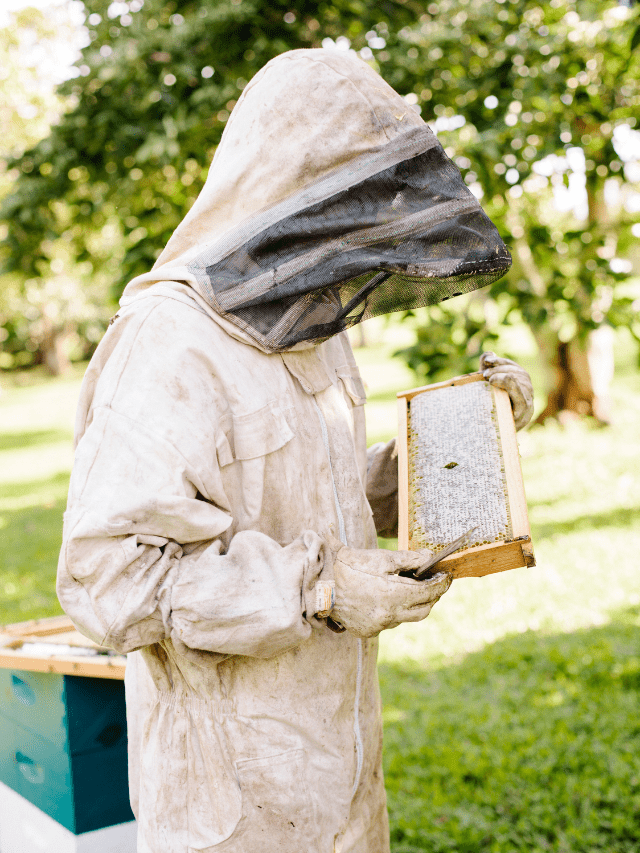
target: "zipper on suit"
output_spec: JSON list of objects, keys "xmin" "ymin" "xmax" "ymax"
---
[{"xmin": 312, "ymin": 397, "xmax": 364, "ymax": 799}]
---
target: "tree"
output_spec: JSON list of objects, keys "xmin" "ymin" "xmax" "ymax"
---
[
  {"xmin": 1, "ymin": 0, "xmax": 639, "ymax": 409},
  {"xmin": 0, "ymin": 0, "xmax": 425, "ymax": 302},
  {"xmin": 382, "ymin": 0, "xmax": 640, "ymax": 422},
  {"xmin": 0, "ymin": 4, "xmax": 106, "ymax": 374}
]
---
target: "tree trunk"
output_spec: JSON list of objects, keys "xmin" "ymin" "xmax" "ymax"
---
[
  {"xmin": 39, "ymin": 316, "xmax": 72, "ymax": 376},
  {"xmin": 509, "ymin": 173, "xmax": 615, "ymax": 426},
  {"xmin": 533, "ymin": 325, "xmax": 614, "ymax": 425},
  {"xmin": 352, "ymin": 323, "xmax": 368, "ymax": 348}
]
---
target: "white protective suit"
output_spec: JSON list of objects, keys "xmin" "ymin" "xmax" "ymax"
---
[{"xmin": 57, "ymin": 49, "xmax": 518, "ymax": 853}]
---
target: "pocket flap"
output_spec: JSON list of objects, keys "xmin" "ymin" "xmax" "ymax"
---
[{"xmin": 231, "ymin": 402, "xmax": 295, "ymax": 461}]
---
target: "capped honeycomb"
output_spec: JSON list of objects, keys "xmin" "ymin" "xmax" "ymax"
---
[{"xmin": 408, "ymin": 381, "xmax": 512, "ymax": 552}]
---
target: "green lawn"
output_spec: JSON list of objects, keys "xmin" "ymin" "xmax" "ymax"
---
[
  {"xmin": 1, "ymin": 326, "xmax": 639, "ymax": 851},
  {"xmin": 381, "ymin": 612, "xmax": 640, "ymax": 853},
  {"xmin": 0, "ymin": 366, "xmax": 83, "ymax": 623},
  {"xmin": 355, "ymin": 323, "xmax": 640, "ymax": 851}
]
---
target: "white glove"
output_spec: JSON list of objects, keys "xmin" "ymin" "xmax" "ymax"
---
[
  {"xmin": 321, "ymin": 535, "xmax": 452, "ymax": 638},
  {"xmin": 480, "ymin": 351, "xmax": 534, "ymax": 431}
]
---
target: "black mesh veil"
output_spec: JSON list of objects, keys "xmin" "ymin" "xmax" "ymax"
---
[{"xmin": 187, "ymin": 126, "xmax": 511, "ymax": 351}]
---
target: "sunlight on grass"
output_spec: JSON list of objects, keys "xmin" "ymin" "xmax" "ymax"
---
[{"xmin": 1, "ymin": 324, "xmax": 639, "ymax": 850}]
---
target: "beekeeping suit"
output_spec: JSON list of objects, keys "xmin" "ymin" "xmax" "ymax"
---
[{"xmin": 57, "ymin": 49, "xmax": 526, "ymax": 853}]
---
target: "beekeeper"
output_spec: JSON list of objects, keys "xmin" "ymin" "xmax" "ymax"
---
[{"xmin": 57, "ymin": 49, "xmax": 533, "ymax": 853}]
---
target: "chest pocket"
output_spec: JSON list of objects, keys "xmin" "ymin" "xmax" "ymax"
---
[{"xmin": 215, "ymin": 400, "xmax": 296, "ymax": 468}]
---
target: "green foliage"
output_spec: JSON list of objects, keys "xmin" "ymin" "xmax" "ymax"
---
[
  {"xmin": 0, "ymin": 6, "xmax": 109, "ymax": 371},
  {"xmin": 0, "ymin": 0, "xmax": 424, "ymax": 294},
  {"xmin": 387, "ymin": 0, "xmax": 640, "ymax": 380},
  {"xmin": 394, "ymin": 298, "xmax": 502, "ymax": 383},
  {"xmin": 0, "ymin": 7, "xmax": 72, "ymax": 169},
  {"xmin": 1, "ymin": 0, "xmax": 639, "ymax": 383}
]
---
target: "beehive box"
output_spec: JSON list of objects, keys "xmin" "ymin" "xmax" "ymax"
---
[
  {"xmin": 397, "ymin": 372, "xmax": 535, "ymax": 578},
  {"xmin": 0, "ymin": 616, "xmax": 133, "ymax": 839}
]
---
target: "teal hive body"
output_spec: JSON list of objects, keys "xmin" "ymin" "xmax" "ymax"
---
[{"xmin": 0, "ymin": 669, "xmax": 133, "ymax": 834}]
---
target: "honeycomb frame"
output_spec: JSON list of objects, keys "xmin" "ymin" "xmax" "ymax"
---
[{"xmin": 397, "ymin": 372, "xmax": 535, "ymax": 579}]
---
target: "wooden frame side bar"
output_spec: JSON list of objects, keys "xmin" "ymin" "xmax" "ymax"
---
[
  {"xmin": 397, "ymin": 396, "xmax": 410, "ymax": 550},
  {"xmin": 492, "ymin": 385, "xmax": 532, "ymax": 545}
]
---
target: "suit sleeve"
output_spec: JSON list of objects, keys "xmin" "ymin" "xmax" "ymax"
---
[{"xmin": 57, "ymin": 308, "xmax": 324, "ymax": 658}]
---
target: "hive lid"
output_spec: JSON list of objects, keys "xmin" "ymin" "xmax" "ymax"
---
[{"xmin": 0, "ymin": 616, "xmax": 126, "ymax": 679}]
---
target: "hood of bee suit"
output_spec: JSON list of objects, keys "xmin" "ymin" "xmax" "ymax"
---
[{"xmin": 120, "ymin": 48, "xmax": 512, "ymax": 352}]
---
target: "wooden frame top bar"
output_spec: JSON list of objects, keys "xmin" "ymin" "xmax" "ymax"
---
[
  {"xmin": 397, "ymin": 371, "xmax": 485, "ymax": 402},
  {"xmin": 0, "ymin": 615, "xmax": 126, "ymax": 679}
]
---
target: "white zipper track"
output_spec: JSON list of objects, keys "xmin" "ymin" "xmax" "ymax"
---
[
  {"xmin": 312, "ymin": 397, "xmax": 364, "ymax": 800},
  {"xmin": 351, "ymin": 637, "xmax": 364, "ymax": 798}
]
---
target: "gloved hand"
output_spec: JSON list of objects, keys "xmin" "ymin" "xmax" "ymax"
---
[
  {"xmin": 321, "ymin": 535, "xmax": 452, "ymax": 638},
  {"xmin": 480, "ymin": 351, "xmax": 534, "ymax": 431}
]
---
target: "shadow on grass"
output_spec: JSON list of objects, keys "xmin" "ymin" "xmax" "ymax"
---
[
  {"xmin": 0, "ymin": 428, "xmax": 73, "ymax": 452},
  {"xmin": 380, "ymin": 609, "xmax": 640, "ymax": 853},
  {"xmin": 0, "ymin": 470, "xmax": 70, "ymax": 500},
  {"xmin": 532, "ymin": 504, "xmax": 640, "ymax": 539}
]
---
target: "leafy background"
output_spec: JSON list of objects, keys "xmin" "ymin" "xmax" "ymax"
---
[
  {"xmin": 1, "ymin": 0, "xmax": 639, "ymax": 416},
  {"xmin": 0, "ymin": 0, "xmax": 639, "ymax": 849}
]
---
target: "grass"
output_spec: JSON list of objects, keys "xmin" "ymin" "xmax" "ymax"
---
[
  {"xmin": 355, "ymin": 326, "xmax": 640, "ymax": 666},
  {"xmin": 354, "ymin": 323, "xmax": 640, "ymax": 851},
  {"xmin": 0, "ymin": 366, "xmax": 82, "ymax": 623},
  {"xmin": 1, "ymin": 325, "xmax": 640, "ymax": 850},
  {"xmin": 381, "ymin": 610, "xmax": 640, "ymax": 853}
]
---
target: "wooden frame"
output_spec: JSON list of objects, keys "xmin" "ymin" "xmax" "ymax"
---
[
  {"xmin": 0, "ymin": 615, "xmax": 126, "ymax": 679},
  {"xmin": 397, "ymin": 372, "xmax": 535, "ymax": 579}
]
